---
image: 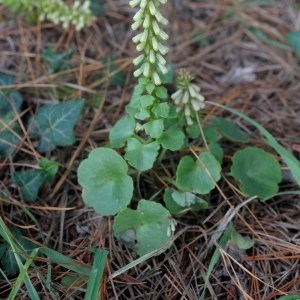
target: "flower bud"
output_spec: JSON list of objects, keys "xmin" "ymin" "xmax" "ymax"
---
[{"xmin": 129, "ymin": 0, "xmax": 140, "ymax": 8}]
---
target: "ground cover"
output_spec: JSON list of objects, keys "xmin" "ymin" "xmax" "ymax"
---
[{"xmin": 0, "ymin": 1, "xmax": 300, "ymax": 299}]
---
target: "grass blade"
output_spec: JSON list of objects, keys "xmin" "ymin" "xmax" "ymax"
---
[
  {"xmin": 8, "ymin": 248, "xmax": 39, "ymax": 300},
  {"xmin": 111, "ymin": 245, "xmax": 171, "ymax": 279},
  {"xmin": 84, "ymin": 249, "xmax": 108, "ymax": 300},
  {"xmin": 0, "ymin": 217, "xmax": 40, "ymax": 300},
  {"xmin": 39, "ymin": 247, "xmax": 91, "ymax": 276},
  {"xmin": 199, "ymin": 224, "xmax": 233, "ymax": 300}
]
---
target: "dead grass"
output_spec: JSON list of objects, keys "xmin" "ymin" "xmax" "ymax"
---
[{"xmin": 0, "ymin": 0, "xmax": 300, "ymax": 299}]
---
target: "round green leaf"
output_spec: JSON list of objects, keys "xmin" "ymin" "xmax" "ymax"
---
[
  {"xmin": 151, "ymin": 102, "xmax": 170, "ymax": 118},
  {"xmin": 186, "ymin": 124, "xmax": 200, "ymax": 139},
  {"xmin": 140, "ymin": 94, "xmax": 155, "ymax": 108},
  {"xmin": 146, "ymin": 82, "xmax": 155, "ymax": 94},
  {"xmin": 113, "ymin": 200, "xmax": 173, "ymax": 256},
  {"xmin": 154, "ymin": 86, "xmax": 168, "ymax": 99},
  {"xmin": 125, "ymin": 138, "xmax": 160, "ymax": 171},
  {"xmin": 231, "ymin": 147, "xmax": 282, "ymax": 200},
  {"xmin": 212, "ymin": 117, "xmax": 248, "ymax": 143},
  {"xmin": 157, "ymin": 126, "xmax": 185, "ymax": 151},
  {"xmin": 163, "ymin": 189, "xmax": 184, "ymax": 214},
  {"xmin": 163, "ymin": 189, "xmax": 208, "ymax": 214},
  {"xmin": 134, "ymin": 108, "xmax": 150, "ymax": 120},
  {"xmin": 77, "ymin": 148, "xmax": 133, "ymax": 216},
  {"xmin": 172, "ymin": 190, "xmax": 197, "ymax": 207},
  {"xmin": 171, "ymin": 190, "xmax": 208, "ymax": 211},
  {"xmin": 109, "ymin": 116, "xmax": 135, "ymax": 148},
  {"xmin": 143, "ymin": 119, "xmax": 164, "ymax": 139},
  {"xmin": 175, "ymin": 152, "xmax": 221, "ymax": 194},
  {"xmin": 203, "ymin": 125, "xmax": 220, "ymax": 143}
]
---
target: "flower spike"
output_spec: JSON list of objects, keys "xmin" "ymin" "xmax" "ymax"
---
[
  {"xmin": 171, "ymin": 69, "xmax": 206, "ymax": 125},
  {"xmin": 130, "ymin": 0, "xmax": 169, "ymax": 85}
]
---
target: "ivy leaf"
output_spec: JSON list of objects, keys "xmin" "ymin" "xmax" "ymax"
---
[
  {"xmin": 77, "ymin": 148, "xmax": 133, "ymax": 216},
  {"xmin": 0, "ymin": 189, "xmax": 10, "ymax": 203},
  {"xmin": 12, "ymin": 228, "xmax": 36, "ymax": 253},
  {"xmin": 176, "ymin": 152, "xmax": 221, "ymax": 194},
  {"xmin": 157, "ymin": 126, "xmax": 185, "ymax": 151},
  {"xmin": 13, "ymin": 170, "xmax": 46, "ymax": 202},
  {"xmin": 109, "ymin": 116, "xmax": 135, "ymax": 148},
  {"xmin": 0, "ymin": 125, "xmax": 21, "ymax": 159},
  {"xmin": 231, "ymin": 147, "xmax": 282, "ymax": 200},
  {"xmin": 0, "ymin": 72, "xmax": 14, "ymax": 85},
  {"xmin": 0, "ymin": 91, "xmax": 23, "ymax": 115},
  {"xmin": 12, "ymin": 160, "xmax": 58, "ymax": 202},
  {"xmin": 143, "ymin": 119, "xmax": 164, "ymax": 139},
  {"xmin": 212, "ymin": 117, "xmax": 248, "ymax": 143},
  {"xmin": 28, "ymin": 99, "xmax": 84, "ymax": 152},
  {"xmin": 0, "ymin": 243, "xmax": 7, "ymax": 261},
  {"xmin": 0, "ymin": 228, "xmax": 36, "ymax": 276},
  {"xmin": 0, "ymin": 74, "xmax": 23, "ymax": 158},
  {"xmin": 125, "ymin": 138, "xmax": 160, "ymax": 171},
  {"xmin": 113, "ymin": 200, "xmax": 173, "ymax": 256},
  {"xmin": 1, "ymin": 246, "xmax": 19, "ymax": 276},
  {"xmin": 42, "ymin": 46, "xmax": 74, "ymax": 73}
]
